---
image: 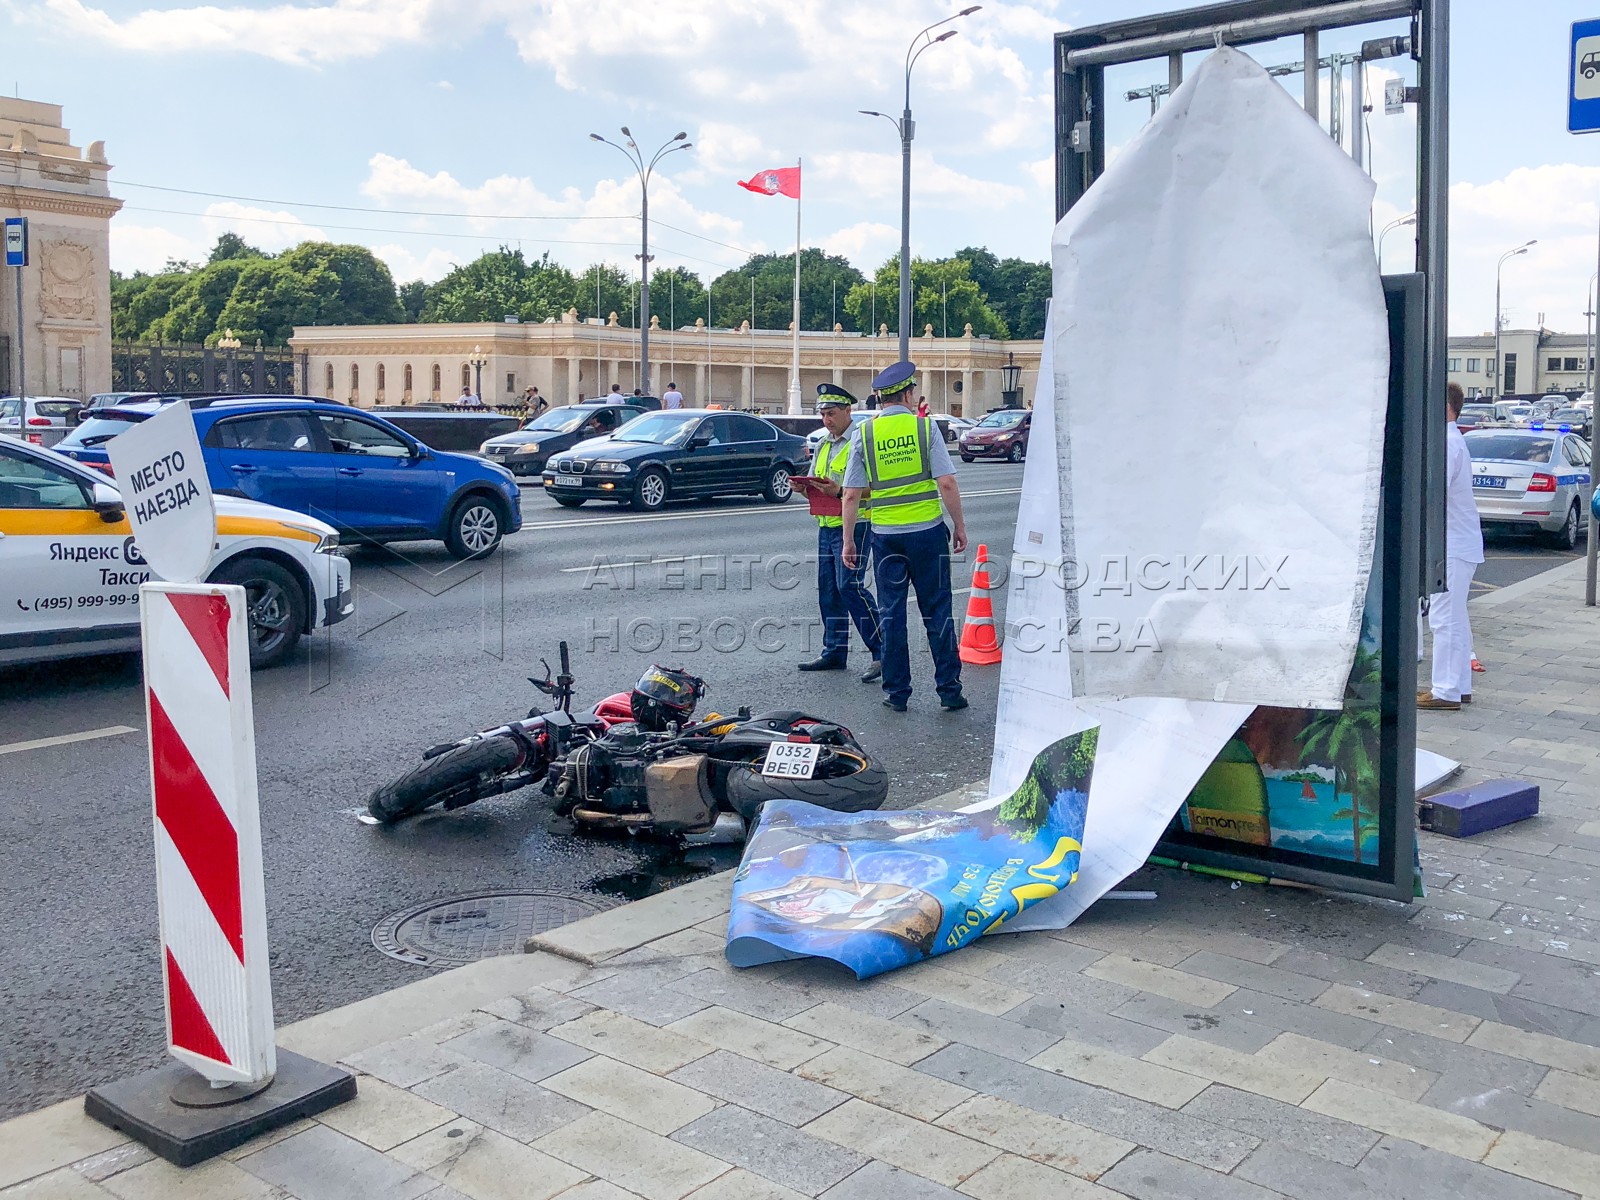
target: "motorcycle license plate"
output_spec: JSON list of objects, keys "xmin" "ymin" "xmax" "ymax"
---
[
  {"xmin": 554, "ymin": 474, "xmax": 583, "ymax": 488},
  {"xmin": 761, "ymin": 741, "xmax": 822, "ymax": 780}
]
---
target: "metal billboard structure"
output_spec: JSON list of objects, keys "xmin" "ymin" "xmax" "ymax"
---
[{"xmin": 1051, "ymin": 0, "xmax": 1447, "ymax": 900}]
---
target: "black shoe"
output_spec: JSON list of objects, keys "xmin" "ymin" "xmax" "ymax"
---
[
  {"xmin": 860, "ymin": 660, "xmax": 883, "ymax": 683},
  {"xmin": 798, "ymin": 657, "xmax": 847, "ymax": 672},
  {"xmin": 940, "ymin": 695, "xmax": 969, "ymax": 711},
  {"xmin": 882, "ymin": 697, "xmax": 908, "ymax": 712}
]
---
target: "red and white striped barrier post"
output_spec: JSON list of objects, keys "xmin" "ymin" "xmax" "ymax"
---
[
  {"xmin": 142, "ymin": 582, "xmax": 276, "ymax": 1086},
  {"xmin": 88, "ymin": 404, "xmax": 352, "ymax": 1166}
]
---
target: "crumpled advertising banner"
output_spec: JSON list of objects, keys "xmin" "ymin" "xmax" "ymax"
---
[{"xmin": 726, "ymin": 727, "xmax": 1097, "ymax": 979}]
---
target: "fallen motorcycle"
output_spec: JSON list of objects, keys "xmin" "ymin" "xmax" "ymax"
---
[{"xmin": 367, "ymin": 643, "xmax": 888, "ymax": 835}]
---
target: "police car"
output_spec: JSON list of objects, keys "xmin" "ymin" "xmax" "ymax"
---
[
  {"xmin": 0, "ymin": 438, "xmax": 353, "ymax": 669},
  {"xmin": 1465, "ymin": 425, "xmax": 1593, "ymax": 550}
]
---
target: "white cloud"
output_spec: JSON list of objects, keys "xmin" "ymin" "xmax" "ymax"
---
[
  {"xmin": 1450, "ymin": 164, "xmax": 1600, "ymax": 337},
  {"xmin": 201, "ymin": 202, "xmax": 327, "ymax": 251},
  {"xmin": 811, "ymin": 150, "xmax": 1028, "ymax": 208},
  {"xmin": 109, "ymin": 220, "xmax": 204, "ymax": 274},
  {"xmin": 37, "ymin": 0, "xmax": 445, "ymax": 64},
  {"xmin": 818, "ymin": 221, "xmax": 899, "ymax": 270},
  {"xmin": 369, "ymin": 243, "xmax": 459, "ymax": 284}
]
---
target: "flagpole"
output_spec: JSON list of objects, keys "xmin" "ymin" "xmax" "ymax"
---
[{"xmin": 788, "ymin": 158, "xmax": 802, "ymax": 414}]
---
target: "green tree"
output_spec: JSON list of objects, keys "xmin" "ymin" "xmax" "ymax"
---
[
  {"xmin": 571, "ymin": 263, "xmax": 635, "ymax": 326},
  {"xmin": 275, "ymin": 242, "xmax": 402, "ymax": 329},
  {"xmin": 954, "ymin": 246, "xmax": 1051, "ymax": 340},
  {"xmin": 152, "ymin": 256, "xmax": 259, "ymax": 344},
  {"xmin": 1296, "ymin": 647, "xmax": 1382, "ymax": 864},
  {"xmin": 398, "ymin": 279, "xmax": 428, "ymax": 322},
  {"xmin": 708, "ymin": 249, "xmax": 866, "ymax": 331},
  {"xmin": 647, "ymin": 266, "xmax": 707, "ymax": 329},
  {"xmin": 208, "ymin": 232, "xmax": 264, "ymax": 264},
  {"xmin": 842, "ymin": 255, "xmax": 1009, "ymax": 341},
  {"xmin": 110, "ymin": 270, "xmax": 187, "ymax": 341},
  {"xmin": 420, "ymin": 247, "xmax": 577, "ymax": 324}
]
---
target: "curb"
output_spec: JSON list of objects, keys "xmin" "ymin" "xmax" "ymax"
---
[
  {"xmin": 526, "ymin": 777, "xmax": 990, "ymax": 965},
  {"xmin": 1472, "ymin": 554, "xmax": 1589, "ymax": 610}
]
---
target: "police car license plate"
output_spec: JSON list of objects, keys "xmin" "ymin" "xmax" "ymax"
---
[
  {"xmin": 761, "ymin": 741, "xmax": 821, "ymax": 780},
  {"xmin": 1473, "ymin": 475, "xmax": 1507, "ymax": 489},
  {"xmin": 553, "ymin": 474, "xmax": 582, "ymax": 488}
]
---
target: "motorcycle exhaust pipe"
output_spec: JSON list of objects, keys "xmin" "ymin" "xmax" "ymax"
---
[{"xmin": 682, "ymin": 812, "xmax": 747, "ymax": 846}]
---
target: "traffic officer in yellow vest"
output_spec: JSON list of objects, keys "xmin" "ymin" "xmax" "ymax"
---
[
  {"xmin": 797, "ymin": 384, "xmax": 884, "ymax": 682},
  {"xmin": 841, "ymin": 360, "xmax": 969, "ymax": 712}
]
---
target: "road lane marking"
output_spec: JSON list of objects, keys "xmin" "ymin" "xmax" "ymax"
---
[
  {"xmin": 522, "ymin": 488, "xmax": 1021, "ymax": 533},
  {"xmin": 0, "ymin": 725, "xmax": 138, "ymax": 756}
]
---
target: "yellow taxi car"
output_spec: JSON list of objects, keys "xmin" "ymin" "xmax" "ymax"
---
[{"xmin": 1, "ymin": 435, "xmax": 353, "ymax": 669}]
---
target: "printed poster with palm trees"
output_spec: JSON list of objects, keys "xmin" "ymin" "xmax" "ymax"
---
[{"xmin": 1163, "ymin": 570, "xmax": 1384, "ymax": 871}]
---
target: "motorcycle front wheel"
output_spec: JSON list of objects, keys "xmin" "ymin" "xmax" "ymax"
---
[
  {"xmin": 722, "ymin": 747, "xmax": 889, "ymax": 821},
  {"xmin": 367, "ymin": 737, "xmax": 523, "ymax": 824}
]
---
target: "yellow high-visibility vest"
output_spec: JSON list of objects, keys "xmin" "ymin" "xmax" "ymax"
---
[{"xmin": 861, "ymin": 413, "xmax": 941, "ymax": 528}]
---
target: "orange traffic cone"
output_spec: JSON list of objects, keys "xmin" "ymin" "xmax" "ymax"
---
[{"xmin": 959, "ymin": 544, "xmax": 1003, "ymax": 665}]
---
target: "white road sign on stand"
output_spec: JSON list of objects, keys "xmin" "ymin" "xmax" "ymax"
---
[{"xmin": 106, "ymin": 402, "xmax": 216, "ymax": 584}]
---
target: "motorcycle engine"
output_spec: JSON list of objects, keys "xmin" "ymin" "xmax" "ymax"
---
[{"xmin": 553, "ymin": 726, "xmax": 652, "ymax": 814}]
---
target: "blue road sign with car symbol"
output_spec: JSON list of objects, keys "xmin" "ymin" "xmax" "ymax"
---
[{"xmin": 1572, "ymin": 20, "xmax": 1600, "ymax": 133}]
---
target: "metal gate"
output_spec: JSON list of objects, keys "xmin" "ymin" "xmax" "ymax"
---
[{"xmin": 110, "ymin": 342, "xmax": 301, "ymax": 396}]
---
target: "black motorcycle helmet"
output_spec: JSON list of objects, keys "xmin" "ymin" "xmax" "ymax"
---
[{"xmin": 630, "ymin": 665, "xmax": 707, "ymax": 732}]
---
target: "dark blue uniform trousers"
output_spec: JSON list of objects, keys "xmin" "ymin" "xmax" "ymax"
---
[
  {"xmin": 817, "ymin": 523, "xmax": 882, "ymax": 665},
  {"xmin": 871, "ymin": 523, "xmax": 963, "ymax": 704}
]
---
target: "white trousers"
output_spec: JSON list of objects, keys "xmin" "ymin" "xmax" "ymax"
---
[{"xmin": 1426, "ymin": 556, "xmax": 1477, "ymax": 701}]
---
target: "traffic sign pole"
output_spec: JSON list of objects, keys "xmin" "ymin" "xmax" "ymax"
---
[
  {"xmin": 1575, "ymin": 21, "xmax": 1600, "ymax": 603},
  {"xmin": 4, "ymin": 218, "xmax": 25, "ymax": 399}
]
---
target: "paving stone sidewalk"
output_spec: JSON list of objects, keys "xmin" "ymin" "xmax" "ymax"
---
[{"xmin": 5, "ymin": 561, "xmax": 1600, "ymax": 1200}]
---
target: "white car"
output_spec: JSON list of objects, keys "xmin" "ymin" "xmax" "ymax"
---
[
  {"xmin": 0, "ymin": 438, "xmax": 354, "ymax": 668},
  {"xmin": 1466, "ymin": 427, "xmax": 1594, "ymax": 550},
  {"xmin": 0, "ymin": 395, "xmax": 81, "ymax": 448}
]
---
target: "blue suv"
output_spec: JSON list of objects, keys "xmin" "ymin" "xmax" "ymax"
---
[{"xmin": 54, "ymin": 396, "xmax": 522, "ymax": 558}]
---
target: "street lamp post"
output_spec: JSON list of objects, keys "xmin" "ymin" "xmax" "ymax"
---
[
  {"xmin": 590, "ymin": 129, "xmax": 693, "ymax": 397},
  {"xmin": 861, "ymin": 5, "xmax": 980, "ymax": 363},
  {"xmin": 469, "ymin": 344, "xmax": 487, "ymax": 405},
  {"xmin": 1493, "ymin": 240, "xmax": 1536, "ymax": 399},
  {"xmin": 1377, "ymin": 213, "xmax": 1415, "ymax": 274}
]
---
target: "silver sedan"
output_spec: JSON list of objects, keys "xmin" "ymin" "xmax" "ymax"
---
[{"xmin": 1466, "ymin": 427, "xmax": 1593, "ymax": 550}]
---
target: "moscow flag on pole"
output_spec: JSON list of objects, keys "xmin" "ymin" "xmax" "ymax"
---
[{"xmin": 737, "ymin": 166, "xmax": 801, "ymax": 198}]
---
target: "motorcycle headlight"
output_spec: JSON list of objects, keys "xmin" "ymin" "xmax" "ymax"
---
[{"xmin": 592, "ymin": 461, "xmax": 631, "ymax": 474}]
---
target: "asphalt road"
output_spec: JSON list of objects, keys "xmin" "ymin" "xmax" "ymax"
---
[{"xmin": 0, "ymin": 459, "xmax": 1580, "ymax": 1119}]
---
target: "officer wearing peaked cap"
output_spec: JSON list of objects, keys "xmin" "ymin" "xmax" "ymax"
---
[
  {"xmin": 795, "ymin": 384, "xmax": 883, "ymax": 681},
  {"xmin": 841, "ymin": 361, "xmax": 969, "ymax": 713}
]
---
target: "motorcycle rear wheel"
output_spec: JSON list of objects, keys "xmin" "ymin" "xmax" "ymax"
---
[
  {"xmin": 368, "ymin": 737, "xmax": 523, "ymax": 824},
  {"xmin": 722, "ymin": 748, "xmax": 889, "ymax": 821}
]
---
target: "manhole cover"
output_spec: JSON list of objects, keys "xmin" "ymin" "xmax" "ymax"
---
[{"xmin": 373, "ymin": 890, "xmax": 609, "ymax": 967}]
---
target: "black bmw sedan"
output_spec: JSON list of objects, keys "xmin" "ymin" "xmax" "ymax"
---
[{"xmin": 542, "ymin": 409, "xmax": 806, "ymax": 511}]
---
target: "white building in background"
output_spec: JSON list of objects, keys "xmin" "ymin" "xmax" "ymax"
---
[
  {"xmin": 1447, "ymin": 329, "xmax": 1594, "ymax": 400},
  {"xmin": 291, "ymin": 311, "xmax": 1042, "ymax": 416},
  {"xmin": 0, "ymin": 98, "xmax": 121, "ymax": 399}
]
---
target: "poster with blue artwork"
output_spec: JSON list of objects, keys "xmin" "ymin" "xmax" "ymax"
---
[{"xmin": 726, "ymin": 727, "xmax": 1098, "ymax": 979}]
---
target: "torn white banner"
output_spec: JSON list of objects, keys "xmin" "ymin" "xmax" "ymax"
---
[
  {"xmin": 984, "ymin": 308, "xmax": 1253, "ymax": 932},
  {"xmin": 1051, "ymin": 47, "xmax": 1388, "ymax": 710}
]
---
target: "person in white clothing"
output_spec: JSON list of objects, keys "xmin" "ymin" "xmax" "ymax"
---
[
  {"xmin": 662, "ymin": 383, "xmax": 684, "ymax": 410},
  {"xmin": 606, "ymin": 384, "xmax": 625, "ymax": 405},
  {"xmin": 1420, "ymin": 382, "xmax": 1484, "ymax": 710}
]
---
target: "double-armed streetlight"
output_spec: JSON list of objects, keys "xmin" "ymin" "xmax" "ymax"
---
[
  {"xmin": 1377, "ymin": 213, "xmax": 1415, "ymax": 274},
  {"xmin": 1493, "ymin": 240, "xmax": 1537, "ymax": 399},
  {"xmin": 861, "ymin": 5, "xmax": 981, "ymax": 362},
  {"xmin": 589, "ymin": 129, "xmax": 693, "ymax": 396}
]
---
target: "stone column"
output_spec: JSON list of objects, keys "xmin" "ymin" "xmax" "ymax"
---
[
  {"xmin": 694, "ymin": 362, "xmax": 708, "ymax": 405},
  {"xmin": 740, "ymin": 365, "xmax": 753, "ymax": 409},
  {"xmin": 567, "ymin": 357, "xmax": 582, "ymax": 404},
  {"xmin": 0, "ymin": 101, "xmax": 122, "ymax": 399}
]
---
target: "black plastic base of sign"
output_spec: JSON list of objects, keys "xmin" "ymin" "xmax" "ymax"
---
[{"xmin": 83, "ymin": 1049, "xmax": 356, "ymax": 1167}]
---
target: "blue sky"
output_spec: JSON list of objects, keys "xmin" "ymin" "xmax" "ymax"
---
[{"xmin": 5, "ymin": 0, "xmax": 1595, "ymax": 335}]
